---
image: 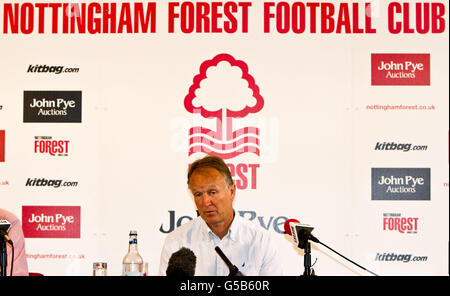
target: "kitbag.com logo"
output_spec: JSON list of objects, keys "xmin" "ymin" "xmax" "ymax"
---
[
  {"xmin": 371, "ymin": 168, "xmax": 430, "ymax": 200},
  {"xmin": 375, "ymin": 252, "xmax": 428, "ymax": 263},
  {"xmin": 371, "ymin": 53, "xmax": 430, "ymax": 86},
  {"xmin": 22, "ymin": 206, "xmax": 81, "ymax": 238},
  {"xmin": 374, "ymin": 142, "xmax": 428, "ymax": 152},
  {"xmin": 27, "ymin": 64, "xmax": 79, "ymax": 75},
  {"xmin": 0, "ymin": 130, "xmax": 5, "ymax": 162},
  {"xmin": 34, "ymin": 136, "xmax": 69, "ymax": 156},
  {"xmin": 23, "ymin": 90, "xmax": 82, "ymax": 123},
  {"xmin": 383, "ymin": 213, "xmax": 419, "ymax": 234},
  {"xmin": 25, "ymin": 178, "xmax": 78, "ymax": 188}
]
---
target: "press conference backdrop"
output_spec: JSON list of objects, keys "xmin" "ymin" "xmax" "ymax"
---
[{"xmin": 0, "ymin": 0, "xmax": 448, "ymax": 276}]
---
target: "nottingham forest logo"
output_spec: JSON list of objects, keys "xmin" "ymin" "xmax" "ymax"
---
[
  {"xmin": 178, "ymin": 53, "xmax": 277, "ymax": 190},
  {"xmin": 184, "ymin": 53, "xmax": 264, "ymax": 159}
]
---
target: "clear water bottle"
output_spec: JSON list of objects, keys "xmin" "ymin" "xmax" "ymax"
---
[{"xmin": 122, "ymin": 230, "xmax": 144, "ymax": 276}]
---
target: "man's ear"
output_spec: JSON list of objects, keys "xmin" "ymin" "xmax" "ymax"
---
[{"xmin": 229, "ymin": 184, "xmax": 236, "ymax": 202}]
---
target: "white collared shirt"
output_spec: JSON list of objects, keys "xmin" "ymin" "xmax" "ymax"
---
[{"xmin": 159, "ymin": 214, "xmax": 283, "ymax": 276}]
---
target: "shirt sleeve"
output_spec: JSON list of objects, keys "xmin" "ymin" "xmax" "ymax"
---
[{"xmin": 7, "ymin": 218, "xmax": 29, "ymax": 276}]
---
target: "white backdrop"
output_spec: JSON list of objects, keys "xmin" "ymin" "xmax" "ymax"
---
[{"xmin": 0, "ymin": 0, "xmax": 448, "ymax": 276}]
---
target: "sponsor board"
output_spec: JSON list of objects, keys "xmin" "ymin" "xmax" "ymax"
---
[
  {"xmin": 22, "ymin": 206, "xmax": 81, "ymax": 238},
  {"xmin": 371, "ymin": 168, "xmax": 430, "ymax": 200},
  {"xmin": 371, "ymin": 53, "xmax": 430, "ymax": 85},
  {"xmin": 23, "ymin": 91, "xmax": 82, "ymax": 123}
]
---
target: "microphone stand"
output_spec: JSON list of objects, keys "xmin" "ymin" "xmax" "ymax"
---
[
  {"xmin": 0, "ymin": 238, "xmax": 7, "ymax": 276},
  {"xmin": 300, "ymin": 240, "xmax": 315, "ymax": 276},
  {"xmin": 302, "ymin": 241, "xmax": 314, "ymax": 276}
]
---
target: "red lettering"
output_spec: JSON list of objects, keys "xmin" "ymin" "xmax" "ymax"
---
[
  {"xmin": 3, "ymin": 3, "xmax": 19, "ymax": 33},
  {"xmin": 263, "ymin": 2, "xmax": 275, "ymax": 33},
  {"xmin": 389, "ymin": 2, "xmax": 444, "ymax": 34},
  {"xmin": 416, "ymin": 3, "xmax": 430, "ymax": 34},
  {"xmin": 432, "ymin": 3, "xmax": 445, "ymax": 33},
  {"xmin": 168, "ymin": 2, "xmax": 179, "ymax": 33},
  {"xmin": 35, "ymin": 3, "xmax": 47, "ymax": 34},
  {"xmin": 20, "ymin": 3, "xmax": 34, "ymax": 34},
  {"xmin": 134, "ymin": 3, "xmax": 156, "ymax": 33},
  {"xmin": 169, "ymin": 1, "xmax": 250, "ymax": 33},
  {"xmin": 277, "ymin": 2, "xmax": 290, "ymax": 34},
  {"xmin": 306, "ymin": 2, "xmax": 320, "ymax": 33},
  {"xmin": 336, "ymin": 3, "xmax": 350, "ymax": 33},
  {"xmin": 238, "ymin": 2, "xmax": 250, "ymax": 33},
  {"xmin": 352, "ymin": 3, "xmax": 363, "ymax": 33},
  {"xmin": 211, "ymin": 2, "xmax": 222, "ymax": 33},
  {"xmin": 71, "ymin": 4, "xmax": 86, "ymax": 34},
  {"xmin": 118, "ymin": 2, "xmax": 133, "ymax": 33},
  {"xmin": 226, "ymin": 163, "xmax": 259, "ymax": 190},
  {"xmin": 248, "ymin": 164, "xmax": 259, "ymax": 189},
  {"xmin": 88, "ymin": 3, "xmax": 101, "ymax": 34},
  {"xmin": 235, "ymin": 164, "xmax": 248, "ymax": 190},
  {"xmin": 383, "ymin": 218, "xmax": 389, "ymax": 230},
  {"xmin": 388, "ymin": 2, "xmax": 402, "ymax": 34},
  {"xmin": 321, "ymin": 2, "xmax": 334, "ymax": 34},
  {"xmin": 102, "ymin": 3, "xmax": 117, "ymax": 34},
  {"xmin": 196, "ymin": 2, "xmax": 210, "ymax": 33},
  {"xmin": 365, "ymin": 3, "xmax": 376, "ymax": 33},
  {"xmin": 403, "ymin": 3, "xmax": 415, "ymax": 33},
  {"xmin": 224, "ymin": 2, "xmax": 238, "ymax": 33},
  {"xmin": 292, "ymin": 3, "xmax": 305, "ymax": 33},
  {"xmin": 49, "ymin": 3, "xmax": 62, "ymax": 33}
]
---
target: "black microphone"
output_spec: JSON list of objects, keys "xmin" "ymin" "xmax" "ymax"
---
[
  {"xmin": 284, "ymin": 219, "xmax": 319, "ymax": 247},
  {"xmin": 214, "ymin": 246, "xmax": 244, "ymax": 276},
  {"xmin": 0, "ymin": 220, "xmax": 13, "ymax": 244},
  {"xmin": 166, "ymin": 247, "xmax": 197, "ymax": 276}
]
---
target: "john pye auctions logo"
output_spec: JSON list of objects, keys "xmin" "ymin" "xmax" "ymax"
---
[
  {"xmin": 371, "ymin": 54, "xmax": 430, "ymax": 85},
  {"xmin": 22, "ymin": 206, "xmax": 81, "ymax": 238},
  {"xmin": 24, "ymin": 91, "xmax": 82, "ymax": 122},
  {"xmin": 371, "ymin": 168, "xmax": 430, "ymax": 200}
]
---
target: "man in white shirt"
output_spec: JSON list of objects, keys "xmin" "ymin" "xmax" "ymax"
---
[{"xmin": 159, "ymin": 155, "xmax": 283, "ymax": 276}]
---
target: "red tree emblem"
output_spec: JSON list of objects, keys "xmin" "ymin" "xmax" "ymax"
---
[{"xmin": 184, "ymin": 54, "xmax": 264, "ymax": 159}]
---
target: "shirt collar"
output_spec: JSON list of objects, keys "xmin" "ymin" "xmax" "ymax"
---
[{"xmin": 200, "ymin": 211, "xmax": 239, "ymax": 242}]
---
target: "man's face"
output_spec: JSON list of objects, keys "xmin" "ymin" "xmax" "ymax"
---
[{"xmin": 188, "ymin": 167, "xmax": 235, "ymax": 227}]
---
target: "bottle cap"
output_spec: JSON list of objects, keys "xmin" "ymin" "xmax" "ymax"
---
[{"xmin": 93, "ymin": 262, "xmax": 107, "ymax": 269}]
